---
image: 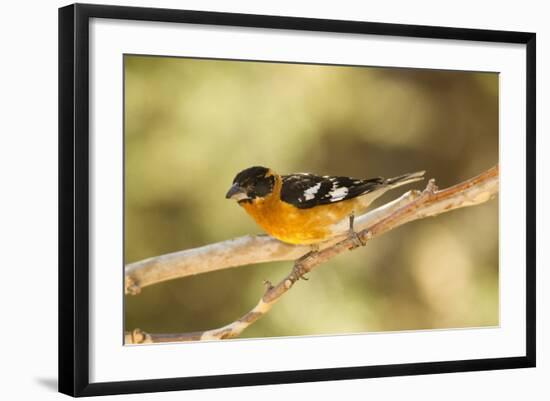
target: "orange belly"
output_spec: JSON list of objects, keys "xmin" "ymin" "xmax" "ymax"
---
[{"xmin": 240, "ymin": 196, "xmax": 356, "ymax": 245}]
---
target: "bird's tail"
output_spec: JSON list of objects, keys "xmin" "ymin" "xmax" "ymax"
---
[{"xmin": 384, "ymin": 170, "xmax": 426, "ymax": 188}]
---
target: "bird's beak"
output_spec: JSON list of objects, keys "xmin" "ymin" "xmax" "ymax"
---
[{"xmin": 225, "ymin": 184, "xmax": 248, "ymax": 201}]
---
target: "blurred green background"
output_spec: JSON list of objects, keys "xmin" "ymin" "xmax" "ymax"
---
[{"xmin": 124, "ymin": 55, "xmax": 499, "ymax": 339}]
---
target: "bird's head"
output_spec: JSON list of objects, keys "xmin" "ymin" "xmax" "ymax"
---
[{"xmin": 226, "ymin": 166, "xmax": 276, "ymax": 204}]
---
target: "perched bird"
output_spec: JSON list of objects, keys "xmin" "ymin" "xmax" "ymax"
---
[{"xmin": 226, "ymin": 166, "xmax": 425, "ymax": 245}]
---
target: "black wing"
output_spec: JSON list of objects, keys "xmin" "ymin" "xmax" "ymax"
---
[{"xmin": 280, "ymin": 173, "xmax": 384, "ymax": 209}]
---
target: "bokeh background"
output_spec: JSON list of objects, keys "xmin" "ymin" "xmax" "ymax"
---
[{"xmin": 124, "ymin": 55, "xmax": 499, "ymax": 340}]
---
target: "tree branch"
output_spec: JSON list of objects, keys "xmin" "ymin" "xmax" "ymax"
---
[
  {"xmin": 125, "ymin": 165, "xmax": 498, "ymax": 344},
  {"xmin": 125, "ymin": 187, "xmax": 422, "ymax": 295}
]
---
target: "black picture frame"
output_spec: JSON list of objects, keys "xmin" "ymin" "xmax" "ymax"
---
[{"xmin": 58, "ymin": 3, "xmax": 536, "ymax": 397}]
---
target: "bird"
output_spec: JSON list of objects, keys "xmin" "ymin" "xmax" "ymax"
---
[{"xmin": 225, "ymin": 166, "xmax": 425, "ymax": 246}]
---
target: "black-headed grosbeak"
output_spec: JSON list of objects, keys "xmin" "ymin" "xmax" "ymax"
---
[{"xmin": 226, "ymin": 166, "xmax": 425, "ymax": 245}]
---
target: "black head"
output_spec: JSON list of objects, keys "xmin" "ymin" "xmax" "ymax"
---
[{"xmin": 226, "ymin": 166, "xmax": 275, "ymax": 203}]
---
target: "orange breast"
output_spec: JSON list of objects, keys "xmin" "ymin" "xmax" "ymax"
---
[{"xmin": 240, "ymin": 189, "xmax": 357, "ymax": 245}]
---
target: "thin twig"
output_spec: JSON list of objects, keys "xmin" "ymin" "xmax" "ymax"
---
[{"xmin": 125, "ymin": 165, "xmax": 498, "ymax": 343}]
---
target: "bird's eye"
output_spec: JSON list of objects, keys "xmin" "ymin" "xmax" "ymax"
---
[{"xmin": 250, "ymin": 176, "xmax": 274, "ymax": 198}]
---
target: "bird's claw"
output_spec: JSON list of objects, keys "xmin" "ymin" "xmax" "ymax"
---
[
  {"xmin": 293, "ymin": 250, "xmax": 316, "ymax": 281},
  {"xmin": 347, "ymin": 212, "xmax": 366, "ymax": 250},
  {"xmin": 348, "ymin": 229, "xmax": 366, "ymax": 249},
  {"xmin": 292, "ymin": 263, "xmax": 310, "ymax": 281}
]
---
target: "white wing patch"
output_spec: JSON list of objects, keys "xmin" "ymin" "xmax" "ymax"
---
[
  {"xmin": 303, "ymin": 182, "xmax": 322, "ymax": 201},
  {"xmin": 329, "ymin": 186, "xmax": 349, "ymax": 201},
  {"xmin": 281, "ymin": 173, "xmax": 380, "ymax": 208}
]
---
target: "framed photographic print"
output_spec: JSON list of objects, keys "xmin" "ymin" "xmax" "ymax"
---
[{"xmin": 58, "ymin": 3, "xmax": 536, "ymax": 397}]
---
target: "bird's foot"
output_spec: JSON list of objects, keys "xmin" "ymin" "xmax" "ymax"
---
[
  {"xmin": 347, "ymin": 212, "xmax": 366, "ymax": 250},
  {"xmin": 309, "ymin": 243, "xmax": 320, "ymax": 253},
  {"xmin": 293, "ymin": 246, "xmax": 318, "ymax": 280},
  {"xmin": 348, "ymin": 229, "xmax": 366, "ymax": 249},
  {"xmin": 292, "ymin": 262, "xmax": 310, "ymax": 281}
]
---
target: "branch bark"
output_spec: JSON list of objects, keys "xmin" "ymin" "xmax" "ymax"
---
[{"xmin": 125, "ymin": 165, "xmax": 498, "ymax": 344}]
